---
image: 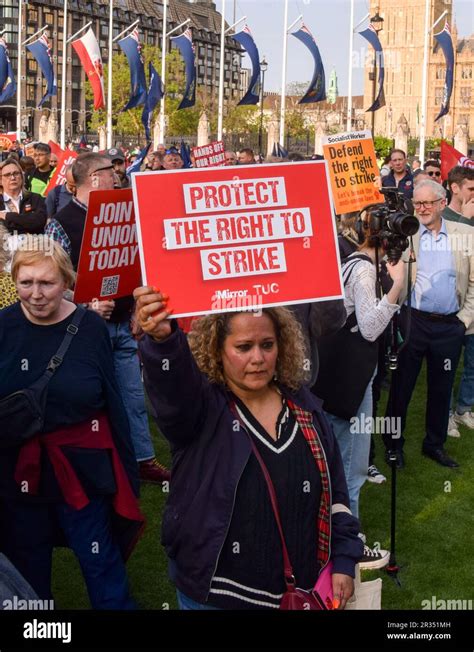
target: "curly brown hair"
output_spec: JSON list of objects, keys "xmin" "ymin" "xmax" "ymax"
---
[{"xmin": 188, "ymin": 308, "xmax": 308, "ymax": 391}]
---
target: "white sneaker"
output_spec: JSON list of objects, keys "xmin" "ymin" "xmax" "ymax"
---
[
  {"xmin": 447, "ymin": 415, "xmax": 461, "ymax": 438},
  {"xmin": 453, "ymin": 411, "xmax": 474, "ymax": 430},
  {"xmin": 367, "ymin": 464, "xmax": 387, "ymax": 484}
]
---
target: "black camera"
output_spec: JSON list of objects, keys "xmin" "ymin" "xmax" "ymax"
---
[{"xmin": 360, "ymin": 188, "xmax": 419, "ymax": 263}]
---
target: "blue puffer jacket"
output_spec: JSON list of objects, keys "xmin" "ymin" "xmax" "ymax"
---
[{"xmin": 139, "ymin": 326, "xmax": 363, "ymax": 604}]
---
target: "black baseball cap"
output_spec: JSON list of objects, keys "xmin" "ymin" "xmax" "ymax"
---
[{"xmin": 107, "ymin": 147, "xmax": 125, "ymax": 162}]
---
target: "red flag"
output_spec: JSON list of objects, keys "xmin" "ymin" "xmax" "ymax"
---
[
  {"xmin": 48, "ymin": 140, "xmax": 63, "ymax": 157},
  {"xmin": 71, "ymin": 28, "xmax": 105, "ymax": 110},
  {"xmin": 440, "ymin": 141, "xmax": 474, "ymax": 181},
  {"xmin": 44, "ymin": 150, "xmax": 78, "ymax": 196}
]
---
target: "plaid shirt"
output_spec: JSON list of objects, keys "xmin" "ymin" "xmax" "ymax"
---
[{"xmin": 44, "ymin": 218, "xmax": 72, "ymax": 257}]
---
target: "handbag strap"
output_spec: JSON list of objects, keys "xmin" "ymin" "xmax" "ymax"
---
[
  {"xmin": 342, "ymin": 254, "xmax": 375, "ymax": 330},
  {"xmin": 30, "ymin": 306, "xmax": 86, "ymax": 391},
  {"xmin": 229, "ymin": 399, "xmax": 296, "ymax": 585}
]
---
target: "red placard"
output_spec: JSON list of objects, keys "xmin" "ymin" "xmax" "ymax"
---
[
  {"xmin": 0, "ymin": 133, "xmax": 17, "ymax": 149},
  {"xmin": 131, "ymin": 162, "xmax": 343, "ymax": 318},
  {"xmin": 73, "ymin": 189, "xmax": 141, "ymax": 303},
  {"xmin": 192, "ymin": 140, "xmax": 225, "ymax": 168},
  {"xmin": 44, "ymin": 150, "xmax": 78, "ymax": 196}
]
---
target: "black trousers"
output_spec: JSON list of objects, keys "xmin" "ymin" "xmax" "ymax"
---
[{"xmin": 384, "ymin": 308, "xmax": 465, "ymax": 453}]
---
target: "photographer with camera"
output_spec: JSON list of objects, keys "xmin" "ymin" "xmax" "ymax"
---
[
  {"xmin": 383, "ymin": 180, "xmax": 474, "ymax": 469},
  {"xmin": 314, "ymin": 192, "xmax": 415, "ymax": 569}
]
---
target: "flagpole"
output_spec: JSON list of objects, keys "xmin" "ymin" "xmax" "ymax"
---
[
  {"xmin": 280, "ymin": 11, "xmax": 302, "ymax": 147},
  {"xmin": 225, "ymin": 17, "xmax": 246, "ymax": 35},
  {"xmin": 217, "ymin": 0, "xmax": 226, "ymax": 141},
  {"xmin": 23, "ymin": 25, "xmax": 49, "ymax": 47},
  {"xmin": 66, "ymin": 21, "xmax": 92, "ymax": 44},
  {"xmin": 159, "ymin": 0, "xmax": 168, "ymax": 143},
  {"xmin": 347, "ymin": 11, "xmax": 369, "ymax": 132},
  {"xmin": 106, "ymin": 0, "xmax": 114, "ymax": 148},
  {"xmin": 419, "ymin": 8, "xmax": 448, "ymax": 165},
  {"xmin": 16, "ymin": 0, "xmax": 23, "ymax": 141},
  {"xmin": 279, "ymin": 0, "xmax": 289, "ymax": 147},
  {"xmin": 60, "ymin": 2, "xmax": 69, "ymax": 148},
  {"xmin": 113, "ymin": 19, "xmax": 139, "ymax": 43},
  {"xmin": 346, "ymin": 0, "xmax": 354, "ymax": 131},
  {"xmin": 419, "ymin": 0, "xmax": 430, "ymax": 166}
]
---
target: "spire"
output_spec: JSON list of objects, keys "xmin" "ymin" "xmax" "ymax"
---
[{"xmin": 327, "ymin": 67, "xmax": 338, "ymax": 104}]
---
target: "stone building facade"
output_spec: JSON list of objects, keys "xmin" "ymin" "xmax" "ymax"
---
[
  {"xmin": 363, "ymin": 0, "xmax": 473, "ymax": 147},
  {"xmin": 0, "ymin": 0, "xmax": 242, "ymax": 139}
]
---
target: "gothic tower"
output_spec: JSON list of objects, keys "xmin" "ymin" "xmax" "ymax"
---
[{"xmin": 363, "ymin": 0, "xmax": 456, "ymax": 141}]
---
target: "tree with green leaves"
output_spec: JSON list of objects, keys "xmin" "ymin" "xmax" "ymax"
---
[
  {"xmin": 86, "ymin": 45, "xmax": 208, "ymax": 140},
  {"xmin": 374, "ymin": 136, "xmax": 394, "ymax": 159},
  {"xmin": 223, "ymin": 103, "xmax": 260, "ymax": 135}
]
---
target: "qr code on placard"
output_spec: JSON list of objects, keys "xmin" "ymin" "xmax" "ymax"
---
[{"xmin": 101, "ymin": 275, "xmax": 119, "ymax": 297}]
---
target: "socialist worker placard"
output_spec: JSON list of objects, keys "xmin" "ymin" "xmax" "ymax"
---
[
  {"xmin": 322, "ymin": 130, "xmax": 384, "ymax": 214},
  {"xmin": 131, "ymin": 161, "xmax": 343, "ymax": 317}
]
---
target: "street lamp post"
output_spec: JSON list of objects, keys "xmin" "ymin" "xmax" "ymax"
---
[
  {"xmin": 258, "ymin": 57, "xmax": 268, "ymax": 158},
  {"xmin": 370, "ymin": 10, "xmax": 384, "ymax": 136}
]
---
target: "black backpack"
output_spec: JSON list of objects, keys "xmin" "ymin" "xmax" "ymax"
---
[{"xmin": 312, "ymin": 255, "xmax": 379, "ymax": 421}]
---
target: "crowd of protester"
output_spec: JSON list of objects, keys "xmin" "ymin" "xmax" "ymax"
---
[{"xmin": 0, "ymin": 136, "xmax": 472, "ymax": 610}]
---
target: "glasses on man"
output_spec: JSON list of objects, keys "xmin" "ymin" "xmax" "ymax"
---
[
  {"xmin": 90, "ymin": 165, "xmax": 114, "ymax": 176},
  {"xmin": 2, "ymin": 171, "xmax": 22, "ymax": 179},
  {"xmin": 413, "ymin": 199, "xmax": 443, "ymax": 209},
  {"xmin": 427, "ymin": 170, "xmax": 441, "ymax": 177}
]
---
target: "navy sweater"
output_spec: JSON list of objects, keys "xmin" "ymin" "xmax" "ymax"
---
[{"xmin": 0, "ymin": 303, "xmax": 138, "ymax": 500}]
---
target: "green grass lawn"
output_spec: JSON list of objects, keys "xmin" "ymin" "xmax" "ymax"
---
[
  {"xmin": 52, "ymin": 365, "xmax": 473, "ymax": 610},
  {"xmin": 359, "ymin": 365, "xmax": 474, "ymax": 609}
]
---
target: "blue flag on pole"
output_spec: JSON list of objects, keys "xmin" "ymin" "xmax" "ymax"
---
[
  {"xmin": 291, "ymin": 23, "xmax": 326, "ymax": 104},
  {"xmin": 26, "ymin": 33, "xmax": 57, "ymax": 107},
  {"xmin": 271, "ymin": 142, "xmax": 289, "ymax": 158},
  {"xmin": 180, "ymin": 139, "xmax": 192, "ymax": 168},
  {"xmin": 359, "ymin": 23, "xmax": 385, "ymax": 112},
  {"xmin": 126, "ymin": 142, "xmax": 151, "ymax": 176},
  {"xmin": 0, "ymin": 37, "xmax": 17, "ymax": 104},
  {"xmin": 118, "ymin": 27, "xmax": 148, "ymax": 111},
  {"xmin": 172, "ymin": 28, "xmax": 196, "ymax": 110},
  {"xmin": 141, "ymin": 63, "xmax": 163, "ymax": 142},
  {"xmin": 434, "ymin": 21, "xmax": 454, "ymax": 122},
  {"xmin": 233, "ymin": 25, "xmax": 261, "ymax": 106}
]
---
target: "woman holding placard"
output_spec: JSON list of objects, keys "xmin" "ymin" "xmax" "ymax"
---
[{"xmin": 134, "ymin": 286, "xmax": 363, "ymax": 610}]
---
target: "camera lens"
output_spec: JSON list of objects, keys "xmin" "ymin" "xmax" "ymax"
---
[{"xmin": 388, "ymin": 213, "xmax": 419, "ymax": 237}]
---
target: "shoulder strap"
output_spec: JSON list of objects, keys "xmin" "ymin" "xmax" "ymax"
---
[
  {"xmin": 342, "ymin": 253, "xmax": 373, "ymax": 285},
  {"xmin": 342, "ymin": 254, "xmax": 374, "ymax": 330},
  {"xmin": 31, "ymin": 306, "xmax": 87, "ymax": 392}
]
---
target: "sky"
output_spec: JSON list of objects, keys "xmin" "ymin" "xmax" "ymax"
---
[{"xmin": 215, "ymin": 0, "xmax": 474, "ymax": 95}]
